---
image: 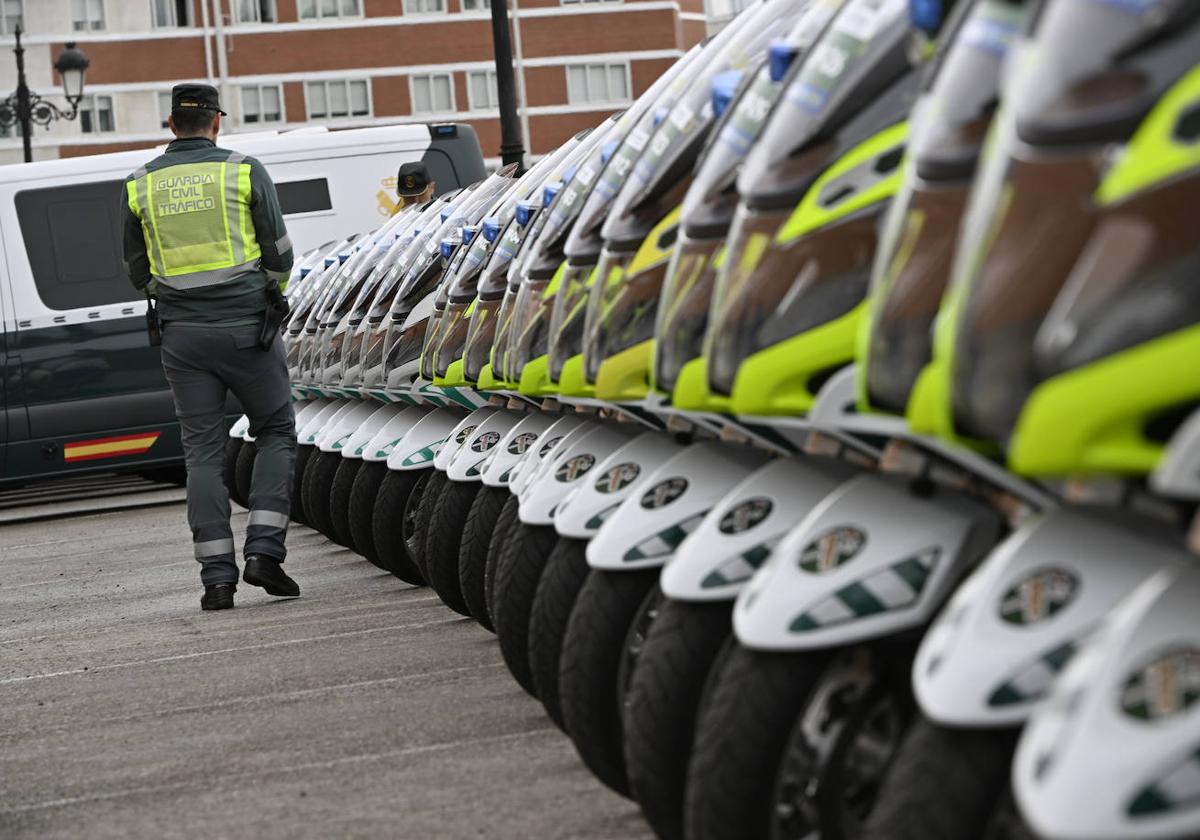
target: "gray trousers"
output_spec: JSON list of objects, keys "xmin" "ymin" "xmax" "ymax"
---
[{"xmin": 161, "ymin": 325, "xmax": 296, "ymax": 586}]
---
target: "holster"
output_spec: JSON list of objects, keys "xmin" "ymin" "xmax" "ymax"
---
[
  {"xmin": 145, "ymin": 292, "xmax": 162, "ymax": 347},
  {"xmin": 257, "ymin": 279, "xmax": 291, "ymax": 350}
]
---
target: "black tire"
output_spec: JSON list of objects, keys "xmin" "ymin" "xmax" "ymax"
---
[
  {"xmin": 484, "ymin": 494, "xmax": 521, "ymax": 627},
  {"xmin": 410, "ymin": 469, "xmax": 449, "ymax": 582},
  {"xmin": 301, "ymin": 450, "xmax": 340, "ymax": 540},
  {"xmin": 291, "ymin": 444, "xmax": 313, "ymax": 525},
  {"xmin": 559, "ymin": 568, "xmax": 661, "ymax": 797},
  {"xmin": 528, "ymin": 537, "xmax": 591, "ymax": 729},
  {"xmin": 860, "ymin": 718, "xmax": 1018, "ymax": 840},
  {"xmin": 423, "ymin": 478, "xmax": 480, "ymax": 616},
  {"xmin": 223, "ymin": 437, "xmax": 242, "ymax": 502},
  {"xmin": 328, "ymin": 457, "xmax": 362, "ymax": 550},
  {"xmin": 492, "ymin": 523, "xmax": 560, "ymax": 696},
  {"xmin": 458, "ymin": 485, "xmax": 509, "ymax": 631},
  {"xmin": 348, "ymin": 461, "xmax": 389, "ymax": 569},
  {"xmin": 234, "ymin": 438, "xmax": 256, "ymax": 510},
  {"xmin": 371, "ymin": 469, "xmax": 426, "ymax": 584},
  {"xmin": 624, "ymin": 598, "xmax": 732, "ymax": 840},
  {"xmin": 684, "ymin": 644, "xmax": 831, "ymax": 840}
]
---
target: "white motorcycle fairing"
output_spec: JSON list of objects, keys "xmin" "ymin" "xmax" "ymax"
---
[
  {"xmin": 230, "ymin": 414, "xmax": 252, "ymax": 440},
  {"xmin": 446, "ymin": 410, "xmax": 528, "ymax": 482},
  {"xmin": 1150, "ymin": 407, "xmax": 1200, "ymax": 501},
  {"xmin": 586, "ymin": 441, "xmax": 771, "ymax": 572},
  {"xmin": 317, "ymin": 400, "xmax": 385, "ymax": 453},
  {"xmin": 480, "ymin": 411, "xmax": 560, "ymax": 488},
  {"xmin": 661, "ymin": 454, "xmax": 862, "ymax": 603},
  {"xmin": 553, "ymin": 431, "xmax": 686, "ymax": 540},
  {"xmin": 1014, "ymin": 558, "xmax": 1199, "ymax": 840},
  {"xmin": 735, "ymin": 473, "xmax": 1004, "ymax": 652},
  {"xmin": 915, "ymin": 508, "xmax": 1181, "ymax": 727},
  {"xmin": 432, "ymin": 406, "xmax": 497, "ymax": 471},
  {"xmin": 509, "ymin": 415, "xmax": 591, "ymax": 496},
  {"xmin": 339, "ymin": 402, "xmax": 408, "ymax": 460},
  {"xmin": 297, "ymin": 398, "xmax": 353, "ymax": 446},
  {"xmin": 290, "ymin": 398, "xmax": 329, "ymax": 435},
  {"xmin": 360, "ymin": 405, "xmax": 432, "ymax": 462},
  {"xmin": 518, "ymin": 423, "xmax": 639, "ymax": 526},
  {"xmin": 385, "ymin": 407, "xmax": 469, "ymax": 471}
]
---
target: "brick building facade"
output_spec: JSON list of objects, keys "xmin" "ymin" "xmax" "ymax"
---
[{"xmin": 0, "ymin": 0, "xmax": 719, "ymax": 165}]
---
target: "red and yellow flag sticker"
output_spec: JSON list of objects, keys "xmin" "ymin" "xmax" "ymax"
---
[{"xmin": 63, "ymin": 432, "xmax": 161, "ymax": 463}]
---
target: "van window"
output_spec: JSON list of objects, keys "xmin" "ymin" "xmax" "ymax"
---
[
  {"xmin": 15, "ymin": 179, "xmax": 134, "ymax": 311},
  {"xmin": 276, "ymin": 178, "xmax": 333, "ymax": 215}
]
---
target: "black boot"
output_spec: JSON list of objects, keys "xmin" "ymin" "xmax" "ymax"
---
[
  {"xmin": 201, "ymin": 583, "xmax": 236, "ymax": 611},
  {"xmin": 243, "ymin": 555, "xmax": 300, "ymax": 597}
]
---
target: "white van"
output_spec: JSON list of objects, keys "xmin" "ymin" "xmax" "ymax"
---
[{"xmin": 0, "ymin": 122, "xmax": 485, "ymax": 485}]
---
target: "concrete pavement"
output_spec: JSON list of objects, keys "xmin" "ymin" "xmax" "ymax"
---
[{"xmin": 0, "ymin": 484, "xmax": 651, "ymax": 839}]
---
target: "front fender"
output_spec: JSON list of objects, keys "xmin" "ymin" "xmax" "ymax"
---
[
  {"xmin": 360, "ymin": 405, "xmax": 432, "ymax": 462},
  {"xmin": 446, "ymin": 410, "xmax": 526, "ymax": 482},
  {"xmin": 553, "ymin": 431, "xmax": 685, "ymax": 540},
  {"xmin": 1014, "ymin": 559, "xmax": 1199, "ymax": 840},
  {"xmin": 317, "ymin": 400, "xmax": 383, "ymax": 453},
  {"xmin": 734, "ymin": 473, "xmax": 1004, "ymax": 652},
  {"xmin": 517, "ymin": 423, "xmax": 638, "ymax": 526},
  {"xmin": 661, "ymin": 455, "xmax": 861, "ymax": 603},
  {"xmin": 341, "ymin": 403, "xmax": 408, "ymax": 459},
  {"xmin": 480, "ymin": 412, "xmax": 560, "ymax": 488},
  {"xmin": 586, "ymin": 441, "xmax": 771, "ymax": 572},
  {"xmin": 433, "ymin": 407, "xmax": 497, "ymax": 471},
  {"xmin": 298, "ymin": 399, "xmax": 353, "ymax": 446},
  {"xmin": 509, "ymin": 415, "xmax": 591, "ymax": 496},
  {"xmin": 915, "ymin": 507, "xmax": 1180, "ymax": 727},
  {"xmin": 385, "ymin": 407, "xmax": 469, "ymax": 471}
]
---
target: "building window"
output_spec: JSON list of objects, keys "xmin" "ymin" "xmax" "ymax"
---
[
  {"xmin": 306, "ymin": 79, "xmax": 370, "ymax": 119},
  {"xmin": 0, "ymin": 0, "xmax": 21, "ymax": 34},
  {"xmin": 235, "ymin": 0, "xmax": 277, "ymax": 22},
  {"xmin": 72, "ymin": 0, "xmax": 105, "ymax": 30},
  {"xmin": 561, "ymin": 0, "xmax": 621, "ymax": 4},
  {"xmin": 79, "ymin": 95, "xmax": 115, "ymax": 134},
  {"xmin": 565, "ymin": 62, "xmax": 629, "ymax": 104},
  {"xmin": 152, "ymin": 0, "xmax": 190, "ymax": 27},
  {"xmin": 410, "ymin": 73, "xmax": 454, "ymax": 115},
  {"xmin": 0, "ymin": 119, "xmax": 23, "ymax": 138},
  {"xmin": 298, "ymin": 0, "xmax": 361, "ymax": 18},
  {"xmin": 157, "ymin": 91, "xmax": 172, "ymax": 128},
  {"xmin": 466, "ymin": 69, "xmax": 498, "ymax": 111},
  {"xmin": 241, "ymin": 84, "xmax": 284, "ymax": 123},
  {"xmin": 461, "ymin": 0, "xmax": 490, "ymax": 9},
  {"xmin": 404, "ymin": 0, "xmax": 446, "ymax": 13}
]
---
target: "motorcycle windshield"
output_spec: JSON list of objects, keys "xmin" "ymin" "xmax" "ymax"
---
[
  {"xmin": 463, "ymin": 296, "xmax": 502, "ymax": 383},
  {"xmin": 704, "ymin": 0, "xmax": 916, "ymax": 399},
  {"xmin": 947, "ymin": 0, "xmax": 1198, "ymax": 441},
  {"xmin": 862, "ymin": 0, "xmax": 1021, "ymax": 415},
  {"xmin": 547, "ymin": 261, "xmax": 598, "ymax": 383}
]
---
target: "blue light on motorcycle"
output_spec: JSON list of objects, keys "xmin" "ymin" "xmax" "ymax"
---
[
  {"xmin": 562, "ymin": 164, "xmax": 578, "ymax": 184},
  {"xmin": 301, "ymin": 267, "xmax": 312, "ymax": 279},
  {"xmin": 711, "ymin": 70, "xmax": 742, "ymax": 119},
  {"xmin": 516, "ymin": 200, "xmax": 536, "ymax": 227},
  {"xmin": 909, "ymin": 0, "xmax": 942, "ymax": 34},
  {"xmin": 600, "ymin": 140, "xmax": 619, "ymax": 164},
  {"xmin": 653, "ymin": 106, "xmax": 669, "ymax": 127},
  {"xmin": 440, "ymin": 206, "xmax": 454, "ymax": 222},
  {"xmin": 482, "ymin": 217, "xmax": 502, "ymax": 242},
  {"xmin": 769, "ymin": 40, "xmax": 801, "ymax": 83},
  {"xmin": 324, "ymin": 257, "xmax": 336, "ymax": 268},
  {"xmin": 462, "ymin": 225, "xmax": 478, "ymax": 246},
  {"xmin": 543, "ymin": 180, "xmax": 563, "ymax": 207},
  {"xmin": 440, "ymin": 239, "xmax": 455, "ymax": 259}
]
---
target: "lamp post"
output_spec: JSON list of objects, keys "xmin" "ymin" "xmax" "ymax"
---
[
  {"xmin": 0, "ymin": 27, "xmax": 90, "ymax": 163},
  {"xmin": 489, "ymin": 0, "xmax": 526, "ymax": 173}
]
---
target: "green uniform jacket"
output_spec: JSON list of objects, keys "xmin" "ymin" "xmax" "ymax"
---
[{"xmin": 121, "ymin": 137, "xmax": 295, "ymax": 324}]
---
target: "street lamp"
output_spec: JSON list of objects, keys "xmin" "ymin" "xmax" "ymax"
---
[{"xmin": 0, "ymin": 27, "xmax": 91, "ymax": 163}]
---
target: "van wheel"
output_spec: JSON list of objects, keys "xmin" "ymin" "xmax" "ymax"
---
[
  {"xmin": 301, "ymin": 451, "xmax": 340, "ymax": 540},
  {"xmin": 234, "ymin": 440, "xmax": 256, "ymax": 510},
  {"xmin": 559, "ymin": 568, "xmax": 661, "ymax": 797},
  {"xmin": 528, "ymin": 537, "xmax": 591, "ymax": 730},
  {"xmin": 458, "ymin": 486, "xmax": 509, "ymax": 632},
  {"xmin": 370, "ymin": 469, "xmax": 426, "ymax": 585},
  {"xmin": 624, "ymin": 598, "xmax": 732, "ymax": 840},
  {"xmin": 291, "ymin": 444, "xmax": 313, "ymax": 525},
  {"xmin": 484, "ymin": 494, "xmax": 521, "ymax": 627},
  {"xmin": 423, "ymin": 478, "xmax": 480, "ymax": 616},
  {"xmin": 348, "ymin": 461, "xmax": 389, "ymax": 569},
  {"xmin": 223, "ymin": 438, "xmax": 242, "ymax": 503},
  {"xmin": 328, "ymin": 457, "xmax": 362, "ymax": 551},
  {"xmin": 492, "ymin": 523, "xmax": 560, "ymax": 696},
  {"xmin": 409, "ymin": 469, "xmax": 448, "ymax": 582},
  {"xmin": 684, "ymin": 644, "xmax": 830, "ymax": 840},
  {"xmin": 860, "ymin": 718, "xmax": 1017, "ymax": 840}
]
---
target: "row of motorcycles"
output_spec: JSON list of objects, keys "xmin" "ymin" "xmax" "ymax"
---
[{"xmin": 224, "ymin": 0, "xmax": 1200, "ymax": 837}]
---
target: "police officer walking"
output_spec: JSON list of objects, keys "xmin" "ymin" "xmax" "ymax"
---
[{"xmin": 123, "ymin": 84, "xmax": 299, "ymax": 612}]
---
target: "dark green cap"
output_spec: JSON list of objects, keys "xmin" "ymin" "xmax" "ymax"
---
[{"xmin": 171, "ymin": 83, "xmax": 227, "ymax": 116}]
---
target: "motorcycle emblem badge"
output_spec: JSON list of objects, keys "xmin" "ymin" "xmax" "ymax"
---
[
  {"xmin": 508, "ymin": 432, "xmax": 538, "ymax": 455},
  {"xmin": 595, "ymin": 462, "xmax": 640, "ymax": 494},
  {"xmin": 556, "ymin": 453, "xmax": 596, "ymax": 482},
  {"xmin": 999, "ymin": 568, "xmax": 1078, "ymax": 626},
  {"xmin": 799, "ymin": 526, "xmax": 866, "ymax": 573},
  {"xmin": 719, "ymin": 498, "xmax": 773, "ymax": 534},
  {"xmin": 471, "ymin": 431, "xmax": 501, "ymax": 453},
  {"xmin": 1121, "ymin": 648, "xmax": 1200, "ymax": 721},
  {"xmin": 640, "ymin": 477, "xmax": 688, "ymax": 510}
]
